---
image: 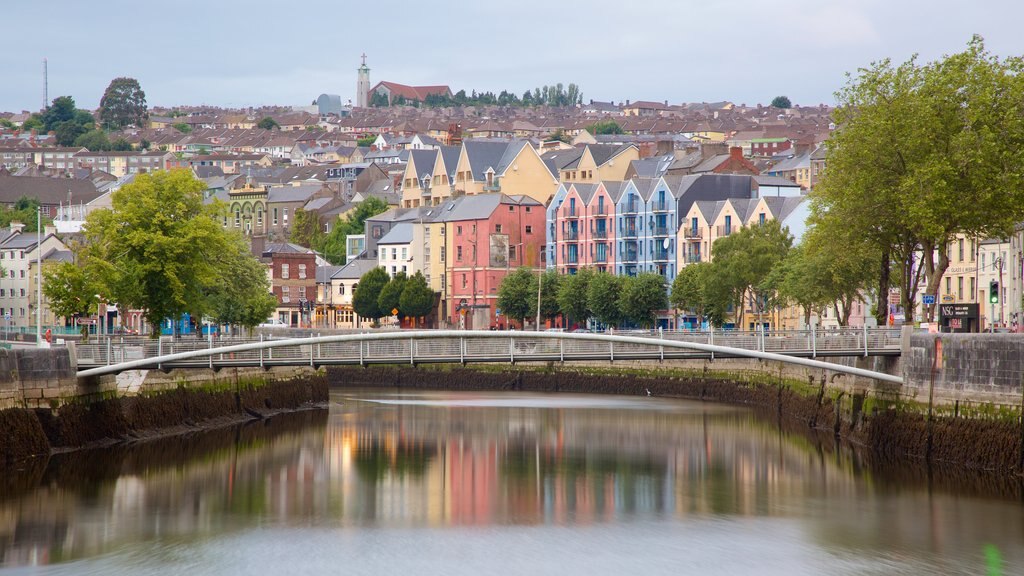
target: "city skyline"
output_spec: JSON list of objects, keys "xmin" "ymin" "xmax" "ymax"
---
[{"xmin": 2, "ymin": 0, "xmax": 1020, "ymax": 112}]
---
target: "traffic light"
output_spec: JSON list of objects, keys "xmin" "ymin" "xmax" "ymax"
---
[{"xmin": 989, "ymin": 281, "xmax": 999, "ymax": 304}]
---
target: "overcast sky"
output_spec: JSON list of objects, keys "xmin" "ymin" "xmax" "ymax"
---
[{"xmin": 2, "ymin": 0, "xmax": 1020, "ymax": 112}]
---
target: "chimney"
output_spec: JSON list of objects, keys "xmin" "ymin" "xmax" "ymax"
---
[
  {"xmin": 729, "ymin": 146, "xmax": 743, "ymax": 160},
  {"xmin": 9, "ymin": 221, "xmax": 24, "ymax": 233}
]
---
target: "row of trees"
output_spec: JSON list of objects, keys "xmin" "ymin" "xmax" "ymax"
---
[
  {"xmin": 44, "ymin": 170, "xmax": 276, "ymax": 337},
  {"xmin": 497, "ymin": 268, "xmax": 669, "ymax": 329},
  {"xmin": 373, "ymin": 83, "xmax": 584, "ymax": 109},
  {"xmin": 351, "ymin": 269, "xmax": 435, "ymax": 323},
  {"xmin": 16, "ymin": 78, "xmax": 147, "ymax": 147}
]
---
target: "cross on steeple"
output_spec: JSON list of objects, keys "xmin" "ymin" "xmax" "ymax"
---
[{"xmin": 361, "ymin": 53, "xmax": 367, "ymax": 66}]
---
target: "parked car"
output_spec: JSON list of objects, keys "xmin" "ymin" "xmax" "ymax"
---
[{"xmin": 259, "ymin": 318, "xmax": 288, "ymax": 328}]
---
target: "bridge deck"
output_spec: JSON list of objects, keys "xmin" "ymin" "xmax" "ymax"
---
[{"xmin": 73, "ymin": 328, "xmax": 903, "ymax": 382}]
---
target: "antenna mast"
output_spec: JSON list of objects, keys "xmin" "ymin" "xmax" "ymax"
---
[{"xmin": 42, "ymin": 58, "xmax": 48, "ymax": 109}]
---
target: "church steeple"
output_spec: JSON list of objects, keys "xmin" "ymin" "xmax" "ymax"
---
[{"xmin": 356, "ymin": 53, "xmax": 370, "ymax": 108}]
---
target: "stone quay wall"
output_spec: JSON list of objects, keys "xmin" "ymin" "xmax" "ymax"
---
[{"xmin": 902, "ymin": 332, "xmax": 1024, "ymax": 407}]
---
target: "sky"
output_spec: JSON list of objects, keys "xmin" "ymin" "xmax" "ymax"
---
[{"xmin": 2, "ymin": 0, "xmax": 1020, "ymax": 112}]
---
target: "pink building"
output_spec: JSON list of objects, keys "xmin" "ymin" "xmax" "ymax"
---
[
  {"xmin": 442, "ymin": 194, "xmax": 546, "ymax": 329},
  {"xmin": 555, "ymin": 182, "xmax": 617, "ymax": 275}
]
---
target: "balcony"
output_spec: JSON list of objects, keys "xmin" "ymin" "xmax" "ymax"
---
[
  {"xmin": 564, "ymin": 229, "xmax": 579, "ymax": 241},
  {"xmin": 685, "ymin": 253, "xmax": 702, "ymax": 264},
  {"xmin": 653, "ymin": 226, "xmax": 671, "ymax": 237},
  {"xmin": 593, "ymin": 228, "xmax": 608, "ymax": 239},
  {"xmin": 621, "ymin": 228, "xmax": 639, "ymax": 239},
  {"xmin": 653, "ymin": 249, "xmax": 671, "ymax": 262},
  {"xmin": 620, "ymin": 250, "xmax": 639, "ymax": 263},
  {"xmin": 564, "ymin": 208, "xmax": 580, "ymax": 219},
  {"xmin": 716, "ymin": 225, "xmax": 734, "ymax": 237},
  {"xmin": 566, "ymin": 253, "xmax": 579, "ymax": 264},
  {"xmin": 594, "ymin": 206, "xmax": 607, "ymax": 216},
  {"xmin": 683, "ymin": 227, "xmax": 703, "ymax": 240},
  {"xmin": 622, "ymin": 202, "xmax": 640, "ymax": 215},
  {"xmin": 653, "ymin": 201, "xmax": 670, "ymax": 213},
  {"xmin": 595, "ymin": 252, "xmax": 608, "ymax": 263}
]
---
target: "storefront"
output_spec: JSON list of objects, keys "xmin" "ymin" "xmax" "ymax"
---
[{"xmin": 938, "ymin": 303, "xmax": 979, "ymax": 333}]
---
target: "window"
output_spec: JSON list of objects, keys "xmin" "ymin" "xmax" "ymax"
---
[
  {"xmin": 18, "ymin": 270, "xmax": 24, "ymax": 278},
  {"xmin": 0, "ymin": 289, "xmax": 5, "ymax": 297},
  {"xmin": 273, "ymin": 208, "xmax": 279, "ymax": 225},
  {"xmin": 283, "ymin": 208, "xmax": 289, "ymax": 223},
  {"xmin": 462, "ymin": 274, "xmax": 467, "ymax": 288},
  {"xmin": 509, "ymin": 245, "xmax": 517, "ymax": 261},
  {"xmin": 724, "ymin": 215, "xmax": 732, "ymax": 235},
  {"xmin": 525, "ymin": 225, "xmax": 533, "ymax": 234},
  {"xmin": 298, "ymin": 286, "xmax": 306, "ymax": 299},
  {"xmin": 759, "ymin": 213, "xmax": 765, "ymax": 226},
  {"xmin": 441, "ymin": 246, "xmax": 446, "ymax": 262},
  {"xmin": 958, "ymin": 238, "xmax": 964, "ymax": 262},
  {"xmin": 298, "ymin": 264, "xmax": 307, "ymax": 279},
  {"xmin": 457, "ymin": 246, "xmax": 463, "ymax": 260},
  {"xmin": 19, "ymin": 308, "xmax": 24, "ymax": 317},
  {"xmin": 401, "ymin": 247, "xmax": 407, "ymax": 260},
  {"xmin": 234, "ymin": 210, "xmax": 241, "ymax": 227},
  {"xmin": 282, "ymin": 263, "xmax": 289, "ymax": 279},
  {"xmin": 958, "ymin": 277, "xmax": 964, "ymax": 300},
  {"xmin": 945, "ymin": 277, "xmax": 951, "ymax": 295},
  {"xmin": 338, "ymin": 285, "xmax": 345, "ymax": 295},
  {"xmin": 19, "ymin": 289, "xmax": 24, "ymax": 297},
  {"xmin": 391, "ymin": 248, "xmax": 397, "ymax": 260},
  {"xmin": 457, "ymin": 225, "xmax": 462, "ymax": 235},
  {"xmin": 495, "ymin": 224, "xmax": 502, "ymax": 233},
  {"xmin": 970, "ymin": 277, "xmax": 975, "ymax": 300},
  {"xmin": 525, "ymin": 206, "xmax": 531, "ymax": 213},
  {"xmin": 19, "ymin": 252, "xmax": 24, "ymax": 259},
  {"xmin": 257, "ymin": 209, "xmax": 263, "ymax": 226}
]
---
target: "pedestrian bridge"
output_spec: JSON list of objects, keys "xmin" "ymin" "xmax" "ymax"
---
[{"xmin": 74, "ymin": 328, "xmax": 903, "ymax": 384}]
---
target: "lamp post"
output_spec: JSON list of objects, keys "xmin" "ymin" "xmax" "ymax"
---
[{"xmin": 36, "ymin": 206, "xmax": 42, "ymax": 346}]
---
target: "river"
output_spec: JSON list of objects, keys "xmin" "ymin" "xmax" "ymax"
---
[{"xmin": 1, "ymin": 389, "xmax": 1021, "ymax": 575}]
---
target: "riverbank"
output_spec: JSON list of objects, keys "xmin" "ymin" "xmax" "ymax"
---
[
  {"xmin": 0, "ymin": 373, "xmax": 328, "ymax": 467},
  {"xmin": 326, "ymin": 363, "xmax": 1024, "ymax": 476}
]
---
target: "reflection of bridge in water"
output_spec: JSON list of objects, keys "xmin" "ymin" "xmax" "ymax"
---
[{"xmin": 75, "ymin": 329, "xmax": 903, "ymax": 382}]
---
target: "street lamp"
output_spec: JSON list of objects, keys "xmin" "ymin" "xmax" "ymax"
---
[{"xmin": 35, "ymin": 206, "xmax": 42, "ymax": 346}]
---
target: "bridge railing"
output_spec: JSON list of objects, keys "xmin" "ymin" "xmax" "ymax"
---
[{"xmin": 73, "ymin": 327, "xmax": 903, "ymax": 367}]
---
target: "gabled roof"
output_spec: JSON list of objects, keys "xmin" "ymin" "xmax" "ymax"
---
[
  {"xmin": 316, "ymin": 265, "xmax": 344, "ymax": 283},
  {"xmin": 267, "ymin": 183, "xmax": 321, "ymax": 203},
  {"xmin": 674, "ymin": 174, "xmax": 757, "ymax": 217},
  {"xmin": 378, "ymin": 222, "xmax": 414, "ymax": 245},
  {"xmin": 569, "ymin": 183, "xmax": 599, "ymax": 205},
  {"xmin": 331, "ymin": 257, "xmax": 378, "ymax": 280},
  {"xmin": 408, "ymin": 149, "xmax": 437, "ymax": 181},
  {"xmin": 463, "ymin": 140, "xmax": 514, "ymax": 181},
  {"xmin": 372, "ymin": 81, "xmax": 452, "ymax": 101},
  {"xmin": 262, "ymin": 242, "xmax": 315, "ymax": 256}
]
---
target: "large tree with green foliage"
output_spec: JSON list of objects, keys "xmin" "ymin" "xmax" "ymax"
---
[
  {"xmin": 377, "ymin": 272, "xmax": 408, "ymax": 319},
  {"xmin": 42, "ymin": 261, "xmax": 99, "ymax": 340},
  {"xmin": 497, "ymin": 267, "xmax": 535, "ymax": 327},
  {"xmin": 352, "ymin": 267, "xmax": 389, "ymax": 322},
  {"xmin": 530, "ymin": 270, "xmax": 561, "ymax": 324},
  {"xmin": 99, "ymin": 77, "xmax": 148, "ymax": 129},
  {"xmin": 80, "ymin": 170, "xmax": 233, "ymax": 337},
  {"xmin": 815, "ymin": 36, "xmax": 1024, "ymax": 323},
  {"xmin": 204, "ymin": 233, "xmax": 278, "ymax": 331},
  {"xmin": 708, "ymin": 220, "xmax": 792, "ymax": 328},
  {"xmin": 620, "ymin": 273, "xmax": 667, "ymax": 328},
  {"xmin": 0, "ymin": 197, "xmax": 51, "ymax": 232},
  {"xmin": 557, "ymin": 268, "xmax": 593, "ymax": 328},
  {"xmin": 290, "ymin": 208, "xmax": 323, "ymax": 249},
  {"xmin": 400, "ymin": 271, "xmax": 435, "ymax": 322},
  {"xmin": 770, "ymin": 95, "xmax": 792, "ymax": 109},
  {"xmin": 670, "ymin": 263, "xmax": 710, "ymax": 322},
  {"xmin": 587, "ymin": 271, "xmax": 624, "ymax": 328},
  {"xmin": 319, "ymin": 197, "xmax": 389, "ymax": 264}
]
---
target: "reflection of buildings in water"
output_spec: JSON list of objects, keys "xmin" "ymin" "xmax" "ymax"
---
[{"xmin": 0, "ymin": 417, "xmax": 330, "ymax": 568}]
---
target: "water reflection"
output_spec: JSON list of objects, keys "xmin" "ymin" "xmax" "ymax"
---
[{"xmin": 0, "ymin": 390, "xmax": 1022, "ymax": 575}]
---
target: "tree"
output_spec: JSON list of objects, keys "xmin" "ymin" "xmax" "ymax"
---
[
  {"xmin": 205, "ymin": 234, "xmax": 278, "ymax": 332},
  {"xmin": 557, "ymin": 268, "xmax": 593, "ymax": 328},
  {"xmin": 171, "ymin": 122, "xmax": 192, "ymax": 134},
  {"xmin": 42, "ymin": 261, "xmax": 99, "ymax": 340},
  {"xmin": 290, "ymin": 208, "xmax": 323, "ymax": 249},
  {"xmin": 80, "ymin": 169, "xmax": 232, "ymax": 337},
  {"xmin": 587, "ymin": 271, "xmax": 624, "ymax": 328},
  {"xmin": 352, "ymin": 267, "xmax": 389, "ymax": 322},
  {"xmin": 20, "ymin": 116, "xmax": 43, "ymax": 131},
  {"xmin": 99, "ymin": 77, "xmax": 148, "ymax": 128},
  {"xmin": 0, "ymin": 197, "xmax": 51, "ymax": 232},
  {"xmin": 709, "ymin": 220, "xmax": 793, "ymax": 328},
  {"xmin": 319, "ymin": 197, "xmax": 389, "ymax": 264},
  {"xmin": 497, "ymin": 268, "xmax": 535, "ymax": 327},
  {"xmin": 400, "ymin": 271, "xmax": 435, "ymax": 322},
  {"xmin": 548, "ymin": 129, "xmax": 571, "ymax": 144},
  {"xmin": 377, "ymin": 272, "xmax": 408, "ymax": 320},
  {"xmin": 257, "ymin": 116, "xmax": 280, "ymax": 130},
  {"xmin": 74, "ymin": 129, "xmax": 112, "ymax": 151},
  {"xmin": 671, "ymin": 263, "xmax": 710, "ymax": 320},
  {"xmin": 770, "ymin": 95, "xmax": 792, "ymax": 109},
  {"xmin": 110, "ymin": 138, "xmax": 133, "ymax": 151},
  {"xmin": 530, "ymin": 270, "xmax": 561, "ymax": 324},
  {"xmin": 54, "ymin": 120, "xmax": 87, "ymax": 147},
  {"xmin": 619, "ymin": 273, "xmax": 668, "ymax": 328},
  {"xmin": 356, "ymin": 134, "xmax": 377, "ymax": 147},
  {"xmin": 814, "ymin": 36, "xmax": 1024, "ymax": 323},
  {"xmin": 588, "ymin": 120, "xmax": 623, "ymax": 135},
  {"xmin": 41, "ymin": 96, "xmax": 77, "ymax": 132}
]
